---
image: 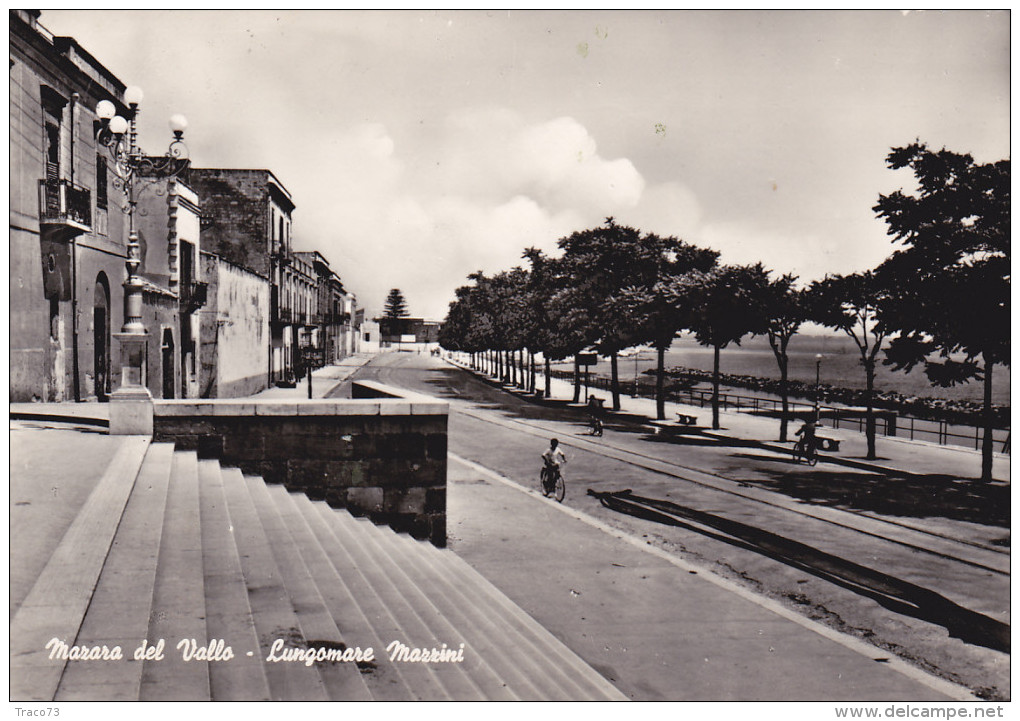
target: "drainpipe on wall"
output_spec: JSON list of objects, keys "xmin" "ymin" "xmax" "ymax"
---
[{"xmin": 70, "ymin": 92, "xmax": 81, "ymax": 402}]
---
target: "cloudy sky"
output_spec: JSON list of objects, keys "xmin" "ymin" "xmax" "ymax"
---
[{"xmin": 41, "ymin": 10, "xmax": 1009, "ymax": 320}]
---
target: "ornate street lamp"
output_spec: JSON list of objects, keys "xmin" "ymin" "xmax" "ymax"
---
[
  {"xmin": 814, "ymin": 353, "xmax": 823, "ymax": 420},
  {"xmin": 95, "ymin": 87, "xmax": 189, "ymax": 429}
]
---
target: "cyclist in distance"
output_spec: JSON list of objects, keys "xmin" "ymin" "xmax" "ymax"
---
[
  {"xmin": 586, "ymin": 394, "xmax": 604, "ymax": 436},
  {"xmin": 795, "ymin": 415, "xmax": 818, "ymax": 460},
  {"xmin": 541, "ymin": 438, "xmax": 567, "ymax": 493}
]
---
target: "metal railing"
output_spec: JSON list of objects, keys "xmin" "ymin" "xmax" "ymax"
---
[
  {"xmin": 39, "ymin": 179, "xmax": 92, "ymax": 230},
  {"xmin": 551, "ymin": 370, "xmax": 1009, "ymax": 453},
  {"xmin": 179, "ymin": 280, "xmax": 208, "ymax": 312}
]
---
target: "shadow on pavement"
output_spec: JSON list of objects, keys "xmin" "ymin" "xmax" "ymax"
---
[
  {"xmin": 732, "ymin": 460, "xmax": 1011, "ymax": 528},
  {"xmin": 588, "ymin": 488, "xmax": 1011, "ymax": 655},
  {"xmin": 375, "ymin": 364, "xmax": 1013, "ymax": 532}
]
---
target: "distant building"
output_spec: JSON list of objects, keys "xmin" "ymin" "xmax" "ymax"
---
[
  {"xmin": 186, "ymin": 168, "xmax": 294, "ymax": 388},
  {"xmin": 135, "ymin": 177, "xmax": 205, "ymax": 399},
  {"xmin": 377, "ymin": 317, "xmax": 441, "ymax": 352},
  {"xmin": 286, "ymin": 249, "xmax": 317, "ymax": 374},
  {"xmin": 295, "ymin": 250, "xmax": 358, "ymax": 366},
  {"xmin": 198, "ymin": 251, "xmax": 270, "ymax": 398},
  {"xmin": 360, "ymin": 319, "xmax": 380, "ymax": 354}
]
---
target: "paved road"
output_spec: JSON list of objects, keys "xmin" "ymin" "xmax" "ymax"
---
[{"xmin": 336, "ymin": 352, "xmax": 1009, "ymax": 701}]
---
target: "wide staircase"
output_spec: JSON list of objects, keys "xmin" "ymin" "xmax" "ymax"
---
[{"xmin": 11, "ymin": 438, "xmax": 626, "ymax": 701}]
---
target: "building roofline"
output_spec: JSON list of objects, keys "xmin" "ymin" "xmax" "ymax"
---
[
  {"xmin": 52, "ymin": 35, "xmax": 126, "ymax": 94},
  {"xmin": 187, "ymin": 167, "xmax": 295, "ymax": 212},
  {"xmin": 11, "ymin": 10, "xmax": 127, "ymax": 106}
]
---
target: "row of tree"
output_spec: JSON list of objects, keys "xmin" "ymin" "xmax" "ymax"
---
[{"xmin": 439, "ymin": 143, "xmax": 1009, "ymax": 481}]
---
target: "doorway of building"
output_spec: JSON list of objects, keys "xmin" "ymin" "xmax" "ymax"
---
[
  {"xmin": 94, "ymin": 274, "xmax": 110, "ymax": 402},
  {"xmin": 161, "ymin": 328, "xmax": 175, "ymax": 399}
]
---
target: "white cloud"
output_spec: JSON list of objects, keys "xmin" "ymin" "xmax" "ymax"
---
[
  {"xmin": 304, "ymin": 111, "xmax": 660, "ymax": 318},
  {"xmin": 695, "ymin": 221, "xmax": 897, "ymax": 285}
]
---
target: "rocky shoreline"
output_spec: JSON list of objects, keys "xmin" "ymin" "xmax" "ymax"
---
[{"xmin": 651, "ymin": 367, "xmax": 1010, "ymax": 427}]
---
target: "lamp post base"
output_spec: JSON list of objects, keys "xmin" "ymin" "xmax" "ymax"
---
[
  {"xmin": 109, "ymin": 385, "xmax": 153, "ymax": 436},
  {"xmin": 111, "ymin": 331, "xmax": 152, "ymax": 435}
]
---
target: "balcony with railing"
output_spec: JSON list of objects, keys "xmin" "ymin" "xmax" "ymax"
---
[
  {"xmin": 38, "ymin": 179, "xmax": 92, "ymax": 234},
  {"xmin": 324, "ymin": 311, "xmax": 352, "ymax": 325},
  {"xmin": 179, "ymin": 280, "xmax": 208, "ymax": 313}
]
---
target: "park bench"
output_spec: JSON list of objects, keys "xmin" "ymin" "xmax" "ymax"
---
[
  {"xmin": 816, "ymin": 435, "xmax": 840, "ymax": 452},
  {"xmin": 649, "ymin": 413, "xmax": 699, "ymax": 436}
]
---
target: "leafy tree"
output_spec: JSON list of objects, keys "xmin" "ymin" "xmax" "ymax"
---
[
  {"xmin": 760, "ymin": 274, "xmax": 807, "ymax": 442},
  {"xmin": 555, "ymin": 218, "xmax": 707, "ymax": 410},
  {"xmin": 612, "ymin": 243, "xmax": 720, "ymax": 420},
  {"xmin": 805, "ymin": 272, "xmax": 888, "ymax": 459},
  {"xmin": 440, "ymin": 272, "xmax": 499, "ymax": 374},
  {"xmin": 685, "ymin": 264, "xmax": 771, "ymax": 429},
  {"xmin": 873, "ymin": 142, "xmax": 1009, "ymax": 481},
  {"xmin": 522, "ymin": 248, "xmax": 576, "ymax": 397},
  {"xmin": 489, "ymin": 268, "xmax": 533, "ymax": 387}
]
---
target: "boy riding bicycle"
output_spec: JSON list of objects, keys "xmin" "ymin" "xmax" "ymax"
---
[{"xmin": 541, "ymin": 438, "xmax": 567, "ymax": 493}]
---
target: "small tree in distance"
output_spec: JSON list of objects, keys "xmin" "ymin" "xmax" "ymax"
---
[
  {"xmin": 384, "ymin": 288, "xmax": 410, "ymax": 336},
  {"xmin": 805, "ymin": 272, "xmax": 888, "ymax": 460},
  {"xmin": 760, "ymin": 274, "xmax": 806, "ymax": 442},
  {"xmin": 685, "ymin": 263, "xmax": 772, "ymax": 430},
  {"xmin": 384, "ymin": 288, "xmax": 410, "ymax": 319}
]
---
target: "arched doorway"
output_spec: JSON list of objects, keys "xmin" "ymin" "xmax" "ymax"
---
[
  {"xmin": 93, "ymin": 274, "xmax": 111, "ymax": 402},
  {"xmin": 161, "ymin": 327, "xmax": 175, "ymax": 399}
]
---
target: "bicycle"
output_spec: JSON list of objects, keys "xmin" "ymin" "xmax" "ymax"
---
[
  {"xmin": 792, "ymin": 438, "xmax": 818, "ymax": 466},
  {"xmin": 539, "ymin": 464, "xmax": 566, "ymax": 502}
]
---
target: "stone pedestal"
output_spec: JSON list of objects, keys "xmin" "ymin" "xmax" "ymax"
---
[
  {"xmin": 109, "ymin": 386, "xmax": 153, "ymax": 435},
  {"xmin": 110, "ymin": 331, "xmax": 152, "ymax": 436}
]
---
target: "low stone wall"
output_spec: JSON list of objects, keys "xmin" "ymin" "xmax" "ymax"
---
[{"xmin": 152, "ymin": 380, "xmax": 448, "ymax": 545}]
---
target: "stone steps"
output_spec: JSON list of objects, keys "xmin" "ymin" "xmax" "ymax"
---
[
  {"xmin": 140, "ymin": 450, "xmax": 211, "ymax": 701},
  {"xmin": 10, "ymin": 442, "xmax": 625, "ymax": 701},
  {"xmin": 55, "ymin": 442, "xmax": 175, "ymax": 701},
  {"xmin": 10, "ymin": 436, "xmax": 151, "ymax": 700},
  {"xmin": 242, "ymin": 475, "xmax": 373, "ymax": 701}
]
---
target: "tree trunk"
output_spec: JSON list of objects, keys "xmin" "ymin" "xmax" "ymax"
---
[
  {"xmin": 982, "ymin": 358, "xmax": 994, "ymax": 481},
  {"xmin": 778, "ymin": 354, "xmax": 790, "ymax": 442},
  {"xmin": 545, "ymin": 357, "xmax": 551, "ymax": 398},
  {"xmin": 572, "ymin": 355, "xmax": 581, "ymax": 403},
  {"xmin": 712, "ymin": 344, "xmax": 721, "ymax": 430},
  {"xmin": 610, "ymin": 351, "xmax": 621, "ymax": 411},
  {"xmin": 864, "ymin": 359, "xmax": 877, "ymax": 460},
  {"xmin": 511, "ymin": 349, "xmax": 518, "ymax": 386},
  {"xmin": 530, "ymin": 351, "xmax": 536, "ymax": 393},
  {"xmin": 655, "ymin": 345, "xmax": 666, "ymax": 421}
]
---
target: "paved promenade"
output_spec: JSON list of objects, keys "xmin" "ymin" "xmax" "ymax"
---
[
  {"xmin": 9, "ymin": 353, "xmax": 1003, "ymax": 702},
  {"xmin": 449, "ymin": 358, "xmax": 1009, "ymax": 484}
]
